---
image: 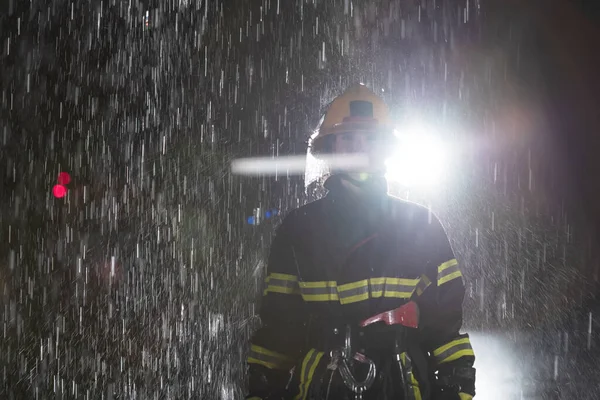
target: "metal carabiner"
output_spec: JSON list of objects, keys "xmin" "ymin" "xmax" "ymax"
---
[
  {"xmin": 323, "ymin": 325, "xmax": 377, "ymax": 398},
  {"xmin": 338, "ymin": 351, "xmax": 377, "ymax": 396}
]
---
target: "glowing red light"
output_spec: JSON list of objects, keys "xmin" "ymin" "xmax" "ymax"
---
[
  {"xmin": 57, "ymin": 172, "xmax": 71, "ymax": 185},
  {"xmin": 53, "ymin": 184, "xmax": 67, "ymax": 198}
]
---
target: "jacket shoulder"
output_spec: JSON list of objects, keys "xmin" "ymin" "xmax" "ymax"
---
[
  {"xmin": 387, "ymin": 195, "xmax": 437, "ymax": 225},
  {"xmin": 277, "ymin": 198, "xmax": 327, "ymax": 230}
]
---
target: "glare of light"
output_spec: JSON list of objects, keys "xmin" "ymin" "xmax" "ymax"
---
[
  {"xmin": 53, "ymin": 184, "xmax": 67, "ymax": 198},
  {"xmin": 231, "ymin": 154, "xmax": 368, "ymax": 176},
  {"xmin": 385, "ymin": 122, "xmax": 448, "ymax": 188},
  {"xmin": 468, "ymin": 333, "xmax": 530, "ymax": 399}
]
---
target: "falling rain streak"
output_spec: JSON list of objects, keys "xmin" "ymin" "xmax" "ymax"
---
[{"xmin": 1, "ymin": 0, "xmax": 600, "ymax": 399}]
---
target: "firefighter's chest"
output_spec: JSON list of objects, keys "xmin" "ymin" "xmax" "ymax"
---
[{"xmin": 293, "ymin": 213, "xmax": 424, "ymax": 317}]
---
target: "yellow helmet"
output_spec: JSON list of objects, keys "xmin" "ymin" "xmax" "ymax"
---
[{"xmin": 310, "ymin": 83, "xmax": 395, "ymax": 154}]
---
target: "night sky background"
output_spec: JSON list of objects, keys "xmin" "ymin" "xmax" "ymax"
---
[{"xmin": 2, "ymin": 0, "xmax": 600, "ymax": 398}]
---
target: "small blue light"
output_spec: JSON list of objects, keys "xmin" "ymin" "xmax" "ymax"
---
[
  {"xmin": 247, "ymin": 216, "xmax": 255, "ymax": 225},
  {"xmin": 265, "ymin": 211, "xmax": 272, "ymax": 219}
]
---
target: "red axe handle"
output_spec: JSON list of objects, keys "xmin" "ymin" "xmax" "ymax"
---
[{"xmin": 359, "ymin": 301, "xmax": 419, "ymax": 329}]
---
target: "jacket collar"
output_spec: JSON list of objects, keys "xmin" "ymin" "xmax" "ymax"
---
[{"xmin": 323, "ymin": 174, "xmax": 390, "ymax": 220}]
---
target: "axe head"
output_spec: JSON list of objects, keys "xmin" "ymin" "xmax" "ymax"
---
[{"xmin": 359, "ymin": 301, "xmax": 419, "ymax": 329}]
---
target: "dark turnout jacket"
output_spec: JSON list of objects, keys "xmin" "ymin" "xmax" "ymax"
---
[{"xmin": 247, "ymin": 177, "xmax": 475, "ymax": 400}]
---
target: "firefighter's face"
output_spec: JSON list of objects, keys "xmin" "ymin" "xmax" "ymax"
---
[{"xmin": 332, "ymin": 131, "xmax": 391, "ymax": 173}]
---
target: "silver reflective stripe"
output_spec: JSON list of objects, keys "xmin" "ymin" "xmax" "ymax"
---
[
  {"xmin": 383, "ymin": 280, "xmax": 417, "ymax": 294},
  {"xmin": 338, "ymin": 281, "xmax": 370, "ymax": 304},
  {"xmin": 267, "ymin": 277, "xmax": 297, "ymax": 290},
  {"xmin": 298, "ymin": 278, "xmax": 419, "ymax": 302},
  {"xmin": 299, "ymin": 282, "xmax": 339, "ymax": 301},
  {"xmin": 437, "ymin": 259, "xmax": 462, "ymax": 286},
  {"xmin": 438, "ymin": 263, "xmax": 459, "ymax": 279},
  {"xmin": 264, "ymin": 273, "xmax": 299, "ymax": 295},
  {"xmin": 370, "ymin": 281, "xmax": 385, "ymax": 293},
  {"xmin": 338, "ymin": 285, "xmax": 369, "ymax": 298},
  {"xmin": 371, "ymin": 278, "xmax": 419, "ymax": 298}
]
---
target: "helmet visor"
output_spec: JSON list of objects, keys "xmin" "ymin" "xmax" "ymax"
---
[{"xmin": 305, "ymin": 128, "xmax": 398, "ymax": 186}]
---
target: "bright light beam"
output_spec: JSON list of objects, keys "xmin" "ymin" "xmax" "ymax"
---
[
  {"xmin": 231, "ymin": 154, "xmax": 368, "ymax": 176},
  {"xmin": 385, "ymin": 122, "xmax": 448, "ymax": 188}
]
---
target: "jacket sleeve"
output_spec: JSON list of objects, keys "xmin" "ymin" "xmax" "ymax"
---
[
  {"xmin": 247, "ymin": 214, "xmax": 309, "ymax": 399},
  {"xmin": 415, "ymin": 212, "xmax": 476, "ymax": 398}
]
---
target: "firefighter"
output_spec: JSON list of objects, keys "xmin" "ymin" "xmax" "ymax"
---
[{"xmin": 246, "ymin": 84, "xmax": 476, "ymax": 399}]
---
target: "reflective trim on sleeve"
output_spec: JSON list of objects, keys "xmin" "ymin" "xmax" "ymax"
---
[
  {"xmin": 369, "ymin": 277, "xmax": 420, "ymax": 300},
  {"xmin": 400, "ymin": 352, "xmax": 422, "ymax": 400},
  {"xmin": 459, "ymin": 393, "xmax": 474, "ymax": 400},
  {"xmin": 437, "ymin": 259, "xmax": 462, "ymax": 286},
  {"xmin": 263, "ymin": 273, "xmax": 300, "ymax": 296},
  {"xmin": 248, "ymin": 344, "xmax": 294, "ymax": 370},
  {"xmin": 432, "ymin": 337, "xmax": 475, "ymax": 365},
  {"xmin": 414, "ymin": 274, "xmax": 431, "ymax": 297},
  {"xmin": 338, "ymin": 279, "xmax": 370, "ymax": 304},
  {"xmin": 294, "ymin": 349, "xmax": 325, "ymax": 400},
  {"xmin": 299, "ymin": 278, "xmax": 419, "ymax": 303},
  {"xmin": 299, "ymin": 280, "xmax": 339, "ymax": 301}
]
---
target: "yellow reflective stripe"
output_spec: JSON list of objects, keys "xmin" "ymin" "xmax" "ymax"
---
[
  {"xmin": 383, "ymin": 290, "xmax": 414, "ymax": 298},
  {"xmin": 459, "ymin": 393, "xmax": 474, "ymax": 400},
  {"xmin": 338, "ymin": 279, "xmax": 368, "ymax": 291},
  {"xmin": 248, "ymin": 357, "xmax": 280, "ymax": 369},
  {"xmin": 433, "ymin": 337, "xmax": 470, "ymax": 356},
  {"xmin": 294, "ymin": 349, "xmax": 324, "ymax": 400},
  {"xmin": 251, "ymin": 345, "xmax": 293, "ymax": 361},
  {"xmin": 295, "ymin": 349, "xmax": 315, "ymax": 400},
  {"xmin": 439, "ymin": 348, "xmax": 475, "ymax": 364},
  {"xmin": 412, "ymin": 385, "xmax": 423, "ymax": 400},
  {"xmin": 433, "ymin": 337, "xmax": 475, "ymax": 364},
  {"xmin": 437, "ymin": 258, "xmax": 462, "ymax": 286},
  {"xmin": 414, "ymin": 274, "xmax": 431, "ymax": 297},
  {"xmin": 306, "ymin": 352, "xmax": 323, "ymax": 393},
  {"xmin": 373, "ymin": 278, "xmax": 418, "ymax": 299},
  {"xmin": 338, "ymin": 279, "xmax": 369, "ymax": 304},
  {"xmin": 247, "ymin": 397, "xmax": 262, "ymax": 400},
  {"xmin": 369, "ymin": 277, "xmax": 386, "ymax": 285},
  {"xmin": 299, "ymin": 278, "xmax": 419, "ymax": 302},
  {"xmin": 263, "ymin": 273, "xmax": 300, "ymax": 296},
  {"xmin": 371, "ymin": 277, "xmax": 419, "ymax": 299},
  {"xmin": 400, "ymin": 352, "xmax": 422, "ymax": 400},
  {"xmin": 438, "ymin": 258, "xmax": 458, "ymax": 273},
  {"xmin": 390, "ymin": 278, "xmax": 419, "ymax": 285},
  {"xmin": 301, "ymin": 280, "xmax": 337, "ymax": 288},
  {"xmin": 340, "ymin": 292, "xmax": 369, "ymax": 304},
  {"xmin": 270, "ymin": 273, "xmax": 298, "ymax": 281},
  {"xmin": 438, "ymin": 270, "xmax": 462, "ymax": 286},
  {"xmin": 299, "ymin": 281, "xmax": 338, "ymax": 302},
  {"xmin": 248, "ymin": 344, "xmax": 294, "ymax": 370}
]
